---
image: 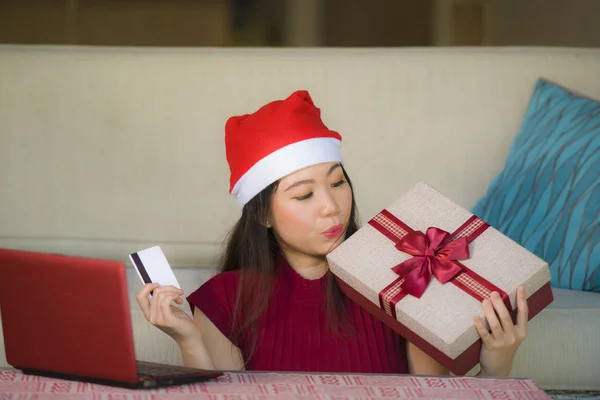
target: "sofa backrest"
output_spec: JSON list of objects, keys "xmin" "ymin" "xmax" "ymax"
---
[{"xmin": 1, "ymin": 46, "xmax": 600, "ymax": 267}]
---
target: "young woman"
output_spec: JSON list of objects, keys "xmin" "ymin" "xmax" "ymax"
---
[{"xmin": 136, "ymin": 90, "xmax": 529, "ymax": 377}]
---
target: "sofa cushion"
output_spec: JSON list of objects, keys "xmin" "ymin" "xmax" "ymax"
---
[
  {"xmin": 472, "ymin": 79, "xmax": 600, "ymax": 292},
  {"xmin": 509, "ymin": 288, "xmax": 600, "ymax": 390},
  {"xmin": 2, "ymin": 270, "xmax": 600, "ymax": 390},
  {"xmin": 128, "ymin": 287, "xmax": 600, "ymax": 391}
]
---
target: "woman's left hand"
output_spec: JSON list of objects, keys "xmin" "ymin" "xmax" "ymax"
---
[{"xmin": 474, "ymin": 285, "xmax": 528, "ymax": 377}]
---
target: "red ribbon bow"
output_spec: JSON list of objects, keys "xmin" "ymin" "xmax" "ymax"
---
[{"xmin": 392, "ymin": 227, "xmax": 470, "ymax": 298}]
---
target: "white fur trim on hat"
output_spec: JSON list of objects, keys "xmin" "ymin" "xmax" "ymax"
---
[{"xmin": 231, "ymin": 137, "xmax": 343, "ymax": 210}]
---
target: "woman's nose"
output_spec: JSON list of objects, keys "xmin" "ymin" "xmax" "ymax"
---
[{"xmin": 321, "ymin": 191, "xmax": 340, "ymax": 217}]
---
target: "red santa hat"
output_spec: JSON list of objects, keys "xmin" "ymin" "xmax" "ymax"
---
[{"xmin": 225, "ymin": 90, "xmax": 343, "ymax": 210}]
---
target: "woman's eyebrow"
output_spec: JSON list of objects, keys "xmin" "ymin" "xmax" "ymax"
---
[
  {"xmin": 284, "ymin": 164, "xmax": 342, "ymax": 192},
  {"xmin": 284, "ymin": 179, "xmax": 314, "ymax": 192},
  {"xmin": 327, "ymin": 163, "xmax": 341, "ymax": 176}
]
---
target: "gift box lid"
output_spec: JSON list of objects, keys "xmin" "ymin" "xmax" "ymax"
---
[{"xmin": 327, "ymin": 181, "xmax": 551, "ymax": 359}]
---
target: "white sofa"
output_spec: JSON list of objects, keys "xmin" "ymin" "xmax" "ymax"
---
[{"xmin": 0, "ymin": 45, "xmax": 599, "ymax": 391}]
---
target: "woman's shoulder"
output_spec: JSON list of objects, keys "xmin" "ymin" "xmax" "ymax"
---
[
  {"xmin": 184, "ymin": 269, "xmax": 242, "ymax": 343},
  {"xmin": 187, "ymin": 269, "xmax": 240, "ymax": 303},
  {"xmin": 206, "ymin": 269, "xmax": 241, "ymax": 286}
]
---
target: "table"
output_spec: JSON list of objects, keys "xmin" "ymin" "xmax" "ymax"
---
[{"xmin": 0, "ymin": 369, "xmax": 552, "ymax": 399}]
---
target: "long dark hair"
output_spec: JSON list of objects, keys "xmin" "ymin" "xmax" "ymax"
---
[{"xmin": 217, "ymin": 164, "xmax": 360, "ymax": 363}]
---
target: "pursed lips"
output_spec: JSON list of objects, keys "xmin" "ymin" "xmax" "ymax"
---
[{"xmin": 322, "ymin": 224, "xmax": 344, "ymax": 238}]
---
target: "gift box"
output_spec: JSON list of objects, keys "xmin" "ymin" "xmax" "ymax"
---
[{"xmin": 326, "ymin": 181, "xmax": 554, "ymax": 375}]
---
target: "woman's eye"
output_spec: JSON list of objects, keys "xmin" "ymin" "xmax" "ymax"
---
[
  {"xmin": 295, "ymin": 192, "xmax": 313, "ymax": 201},
  {"xmin": 332, "ymin": 179, "xmax": 346, "ymax": 187}
]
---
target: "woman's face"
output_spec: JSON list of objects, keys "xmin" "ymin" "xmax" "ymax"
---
[{"xmin": 269, "ymin": 162, "xmax": 353, "ymax": 258}]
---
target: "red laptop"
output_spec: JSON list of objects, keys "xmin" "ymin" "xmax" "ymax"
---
[{"xmin": 0, "ymin": 248, "xmax": 223, "ymax": 389}]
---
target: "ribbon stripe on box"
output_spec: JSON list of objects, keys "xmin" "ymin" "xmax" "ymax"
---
[{"xmin": 368, "ymin": 209, "xmax": 511, "ymax": 319}]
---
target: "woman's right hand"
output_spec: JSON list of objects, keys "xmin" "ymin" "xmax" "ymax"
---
[{"xmin": 136, "ymin": 283, "xmax": 201, "ymax": 344}]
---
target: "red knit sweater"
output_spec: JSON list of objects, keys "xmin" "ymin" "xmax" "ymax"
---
[{"xmin": 186, "ymin": 257, "xmax": 409, "ymax": 373}]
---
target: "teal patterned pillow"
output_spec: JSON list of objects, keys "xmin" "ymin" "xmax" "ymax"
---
[{"xmin": 472, "ymin": 79, "xmax": 599, "ymax": 292}]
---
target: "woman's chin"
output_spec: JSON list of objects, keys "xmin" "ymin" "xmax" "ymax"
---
[{"xmin": 321, "ymin": 237, "xmax": 346, "ymax": 255}]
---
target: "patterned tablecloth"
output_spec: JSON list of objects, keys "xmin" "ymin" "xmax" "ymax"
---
[{"xmin": 0, "ymin": 369, "xmax": 551, "ymax": 399}]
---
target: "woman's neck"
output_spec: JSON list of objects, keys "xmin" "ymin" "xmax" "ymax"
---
[{"xmin": 281, "ymin": 248, "xmax": 329, "ymax": 280}]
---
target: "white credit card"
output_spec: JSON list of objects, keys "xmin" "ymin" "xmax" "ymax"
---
[{"xmin": 129, "ymin": 246, "xmax": 181, "ymax": 290}]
